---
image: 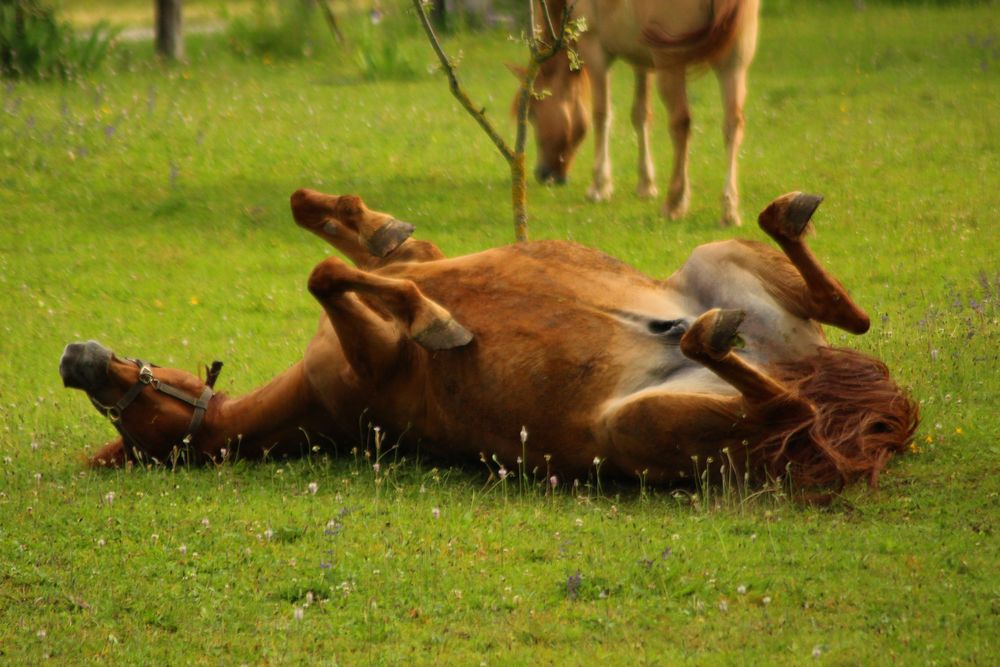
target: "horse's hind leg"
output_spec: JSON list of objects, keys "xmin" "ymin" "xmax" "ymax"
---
[
  {"xmin": 601, "ymin": 308, "xmax": 814, "ymax": 483},
  {"xmin": 758, "ymin": 193, "xmax": 871, "ymax": 334},
  {"xmin": 291, "ymin": 190, "xmax": 445, "ymax": 269},
  {"xmin": 631, "ymin": 68, "xmax": 658, "ymax": 199},
  {"xmin": 680, "ymin": 308, "xmax": 814, "ymax": 416}
]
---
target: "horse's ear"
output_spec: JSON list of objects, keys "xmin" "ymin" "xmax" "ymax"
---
[
  {"xmin": 505, "ymin": 63, "xmax": 528, "ymax": 81},
  {"xmin": 205, "ymin": 361, "xmax": 223, "ymax": 389}
]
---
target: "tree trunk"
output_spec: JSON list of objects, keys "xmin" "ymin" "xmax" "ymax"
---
[
  {"xmin": 155, "ymin": 0, "xmax": 183, "ymax": 60},
  {"xmin": 511, "ymin": 152, "xmax": 528, "ymax": 242}
]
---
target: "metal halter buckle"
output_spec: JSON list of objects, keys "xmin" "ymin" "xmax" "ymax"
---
[{"xmin": 138, "ymin": 365, "xmax": 154, "ymax": 385}]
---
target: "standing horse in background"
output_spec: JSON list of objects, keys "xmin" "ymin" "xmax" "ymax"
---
[{"xmin": 525, "ymin": 0, "xmax": 759, "ymax": 226}]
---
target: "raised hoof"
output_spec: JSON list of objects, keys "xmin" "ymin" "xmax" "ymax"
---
[
  {"xmin": 681, "ymin": 308, "xmax": 746, "ymax": 362},
  {"xmin": 364, "ymin": 218, "xmax": 415, "ymax": 258},
  {"xmin": 413, "ymin": 318, "xmax": 474, "ymax": 351},
  {"xmin": 759, "ymin": 192, "xmax": 824, "ymax": 241},
  {"xmin": 706, "ymin": 309, "xmax": 746, "ymax": 356}
]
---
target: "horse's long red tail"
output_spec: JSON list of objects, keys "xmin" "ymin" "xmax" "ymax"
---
[
  {"xmin": 642, "ymin": 0, "xmax": 748, "ymax": 67},
  {"xmin": 753, "ymin": 347, "xmax": 919, "ymax": 490}
]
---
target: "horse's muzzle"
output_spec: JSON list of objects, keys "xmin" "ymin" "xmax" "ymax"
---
[
  {"xmin": 60, "ymin": 341, "xmax": 112, "ymax": 391},
  {"xmin": 534, "ymin": 164, "xmax": 567, "ymax": 186}
]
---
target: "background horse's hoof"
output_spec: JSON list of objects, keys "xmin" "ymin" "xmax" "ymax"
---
[
  {"xmin": 635, "ymin": 182, "xmax": 659, "ymax": 199},
  {"xmin": 586, "ymin": 183, "xmax": 614, "ymax": 202},
  {"xmin": 720, "ymin": 210, "xmax": 743, "ymax": 228}
]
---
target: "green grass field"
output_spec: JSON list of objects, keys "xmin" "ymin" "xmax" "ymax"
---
[{"xmin": 2, "ymin": 1, "xmax": 998, "ymax": 663}]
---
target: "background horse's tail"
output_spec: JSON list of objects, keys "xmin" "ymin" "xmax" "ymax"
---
[
  {"xmin": 642, "ymin": 0, "xmax": 748, "ymax": 67},
  {"xmin": 754, "ymin": 347, "xmax": 919, "ymax": 491}
]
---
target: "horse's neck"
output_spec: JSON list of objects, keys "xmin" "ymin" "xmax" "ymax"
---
[{"xmin": 211, "ymin": 360, "xmax": 317, "ymax": 451}]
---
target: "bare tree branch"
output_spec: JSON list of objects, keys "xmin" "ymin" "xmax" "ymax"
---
[
  {"xmin": 316, "ymin": 0, "xmax": 346, "ymax": 47},
  {"xmin": 412, "ymin": 0, "xmax": 515, "ymax": 165},
  {"xmin": 413, "ymin": 0, "xmax": 577, "ymax": 242}
]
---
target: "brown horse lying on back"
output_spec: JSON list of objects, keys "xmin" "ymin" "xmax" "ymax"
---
[{"xmin": 60, "ymin": 191, "xmax": 917, "ymax": 491}]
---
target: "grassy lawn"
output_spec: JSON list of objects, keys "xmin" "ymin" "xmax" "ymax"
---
[{"xmin": 2, "ymin": 1, "xmax": 998, "ymax": 663}]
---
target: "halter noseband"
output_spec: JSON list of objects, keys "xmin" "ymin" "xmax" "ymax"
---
[{"xmin": 88, "ymin": 358, "xmax": 221, "ymax": 460}]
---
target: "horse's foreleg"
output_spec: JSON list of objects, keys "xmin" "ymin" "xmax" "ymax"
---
[
  {"xmin": 656, "ymin": 67, "xmax": 691, "ymax": 219},
  {"xmin": 632, "ymin": 68, "xmax": 658, "ymax": 199},
  {"xmin": 308, "ymin": 256, "xmax": 472, "ymax": 364},
  {"xmin": 586, "ymin": 64, "xmax": 614, "ymax": 202},
  {"xmin": 715, "ymin": 58, "xmax": 749, "ymax": 227},
  {"xmin": 290, "ymin": 189, "xmax": 444, "ymax": 269},
  {"xmin": 758, "ymin": 193, "xmax": 871, "ymax": 334}
]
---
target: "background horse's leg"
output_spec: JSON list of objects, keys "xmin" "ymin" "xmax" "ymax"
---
[
  {"xmin": 655, "ymin": 66, "xmax": 691, "ymax": 219},
  {"xmin": 585, "ymin": 54, "xmax": 615, "ymax": 202},
  {"xmin": 713, "ymin": 2, "xmax": 758, "ymax": 227},
  {"xmin": 758, "ymin": 193, "xmax": 871, "ymax": 334},
  {"xmin": 714, "ymin": 56, "xmax": 749, "ymax": 227},
  {"xmin": 631, "ymin": 67, "xmax": 658, "ymax": 199}
]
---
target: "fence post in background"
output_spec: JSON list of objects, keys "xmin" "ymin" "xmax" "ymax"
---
[{"xmin": 155, "ymin": 0, "xmax": 183, "ymax": 60}]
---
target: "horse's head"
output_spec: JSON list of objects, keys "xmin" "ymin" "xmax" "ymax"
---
[
  {"xmin": 60, "ymin": 341, "xmax": 220, "ymax": 465},
  {"xmin": 513, "ymin": 54, "xmax": 590, "ymax": 185}
]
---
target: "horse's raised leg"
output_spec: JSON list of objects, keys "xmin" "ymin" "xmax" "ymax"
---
[
  {"xmin": 758, "ymin": 193, "xmax": 871, "ymax": 334},
  {"xmin": 586, "ymin": 60, "xmax": 615, "ymax": 202},
  {"xmin": 290, "ymin": 189, "xmax": 445, "ymax": 269},
  {"xmin": 307, "ymin": 256, "xmax": 472, "ymax": 379},
  {"xmin": 680, "ymin": 309, "xmax": 814, "ymax": 413},
  {"xmin": 655, "ymin": 66, "xmax": 691, "ymax": 219},
  {"xmin": 632, "ymin": 67, "xmax": 658, "ymax": 199}
]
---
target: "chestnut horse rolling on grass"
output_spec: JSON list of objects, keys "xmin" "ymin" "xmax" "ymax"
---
[
  {"xmin": 60, "ymin": 190, "xmax": 916, "ymax": 492},
  {"xmin": 524, "ymin": 0, "xmax": 758, "ymax": 226}
]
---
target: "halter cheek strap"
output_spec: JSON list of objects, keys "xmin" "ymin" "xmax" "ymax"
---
[{"xmin": 89, "ymin": 359, "xmax": 220, "ymax": 459}]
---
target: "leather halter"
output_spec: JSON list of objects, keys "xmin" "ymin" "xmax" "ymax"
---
[{"xmin": 88, "ymin": 358, "xmax": 220, "ymax": 459}]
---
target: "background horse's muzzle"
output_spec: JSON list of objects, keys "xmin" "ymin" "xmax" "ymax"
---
[
  {"xmin": 534, "ymin": 164, "xmax": 567, "ymax": 186},
  {"xmin": 60, "ymin": 341, "xmax": 112, "ymax": 391}
]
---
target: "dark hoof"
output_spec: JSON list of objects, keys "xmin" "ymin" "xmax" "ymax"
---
[
  {"xmin": 785, "ymin": 193, "xmax": 824, "ymax": 233},
  {"xmin": 413, "ymin": 318, "xmax": 474, "ymax": 350},
  {"xmin": 758, "ymin": 192, "xmax": 824, "ymax": 241},
  {"xmin": 365, "ymin": 218, "xmax": 415, "ymax": 258},
  {"xmin": 706, "ymin": 309, "xmax": 746, "ymax": 356}
]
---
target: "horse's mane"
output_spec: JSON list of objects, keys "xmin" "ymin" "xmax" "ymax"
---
[
  {"xmin": 752, "ymin": 347, "xmax": 919, "ymax": 491},
  {"xmin": 642, "ymin": 0, "xmax": 748, "ymax": 66}
]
